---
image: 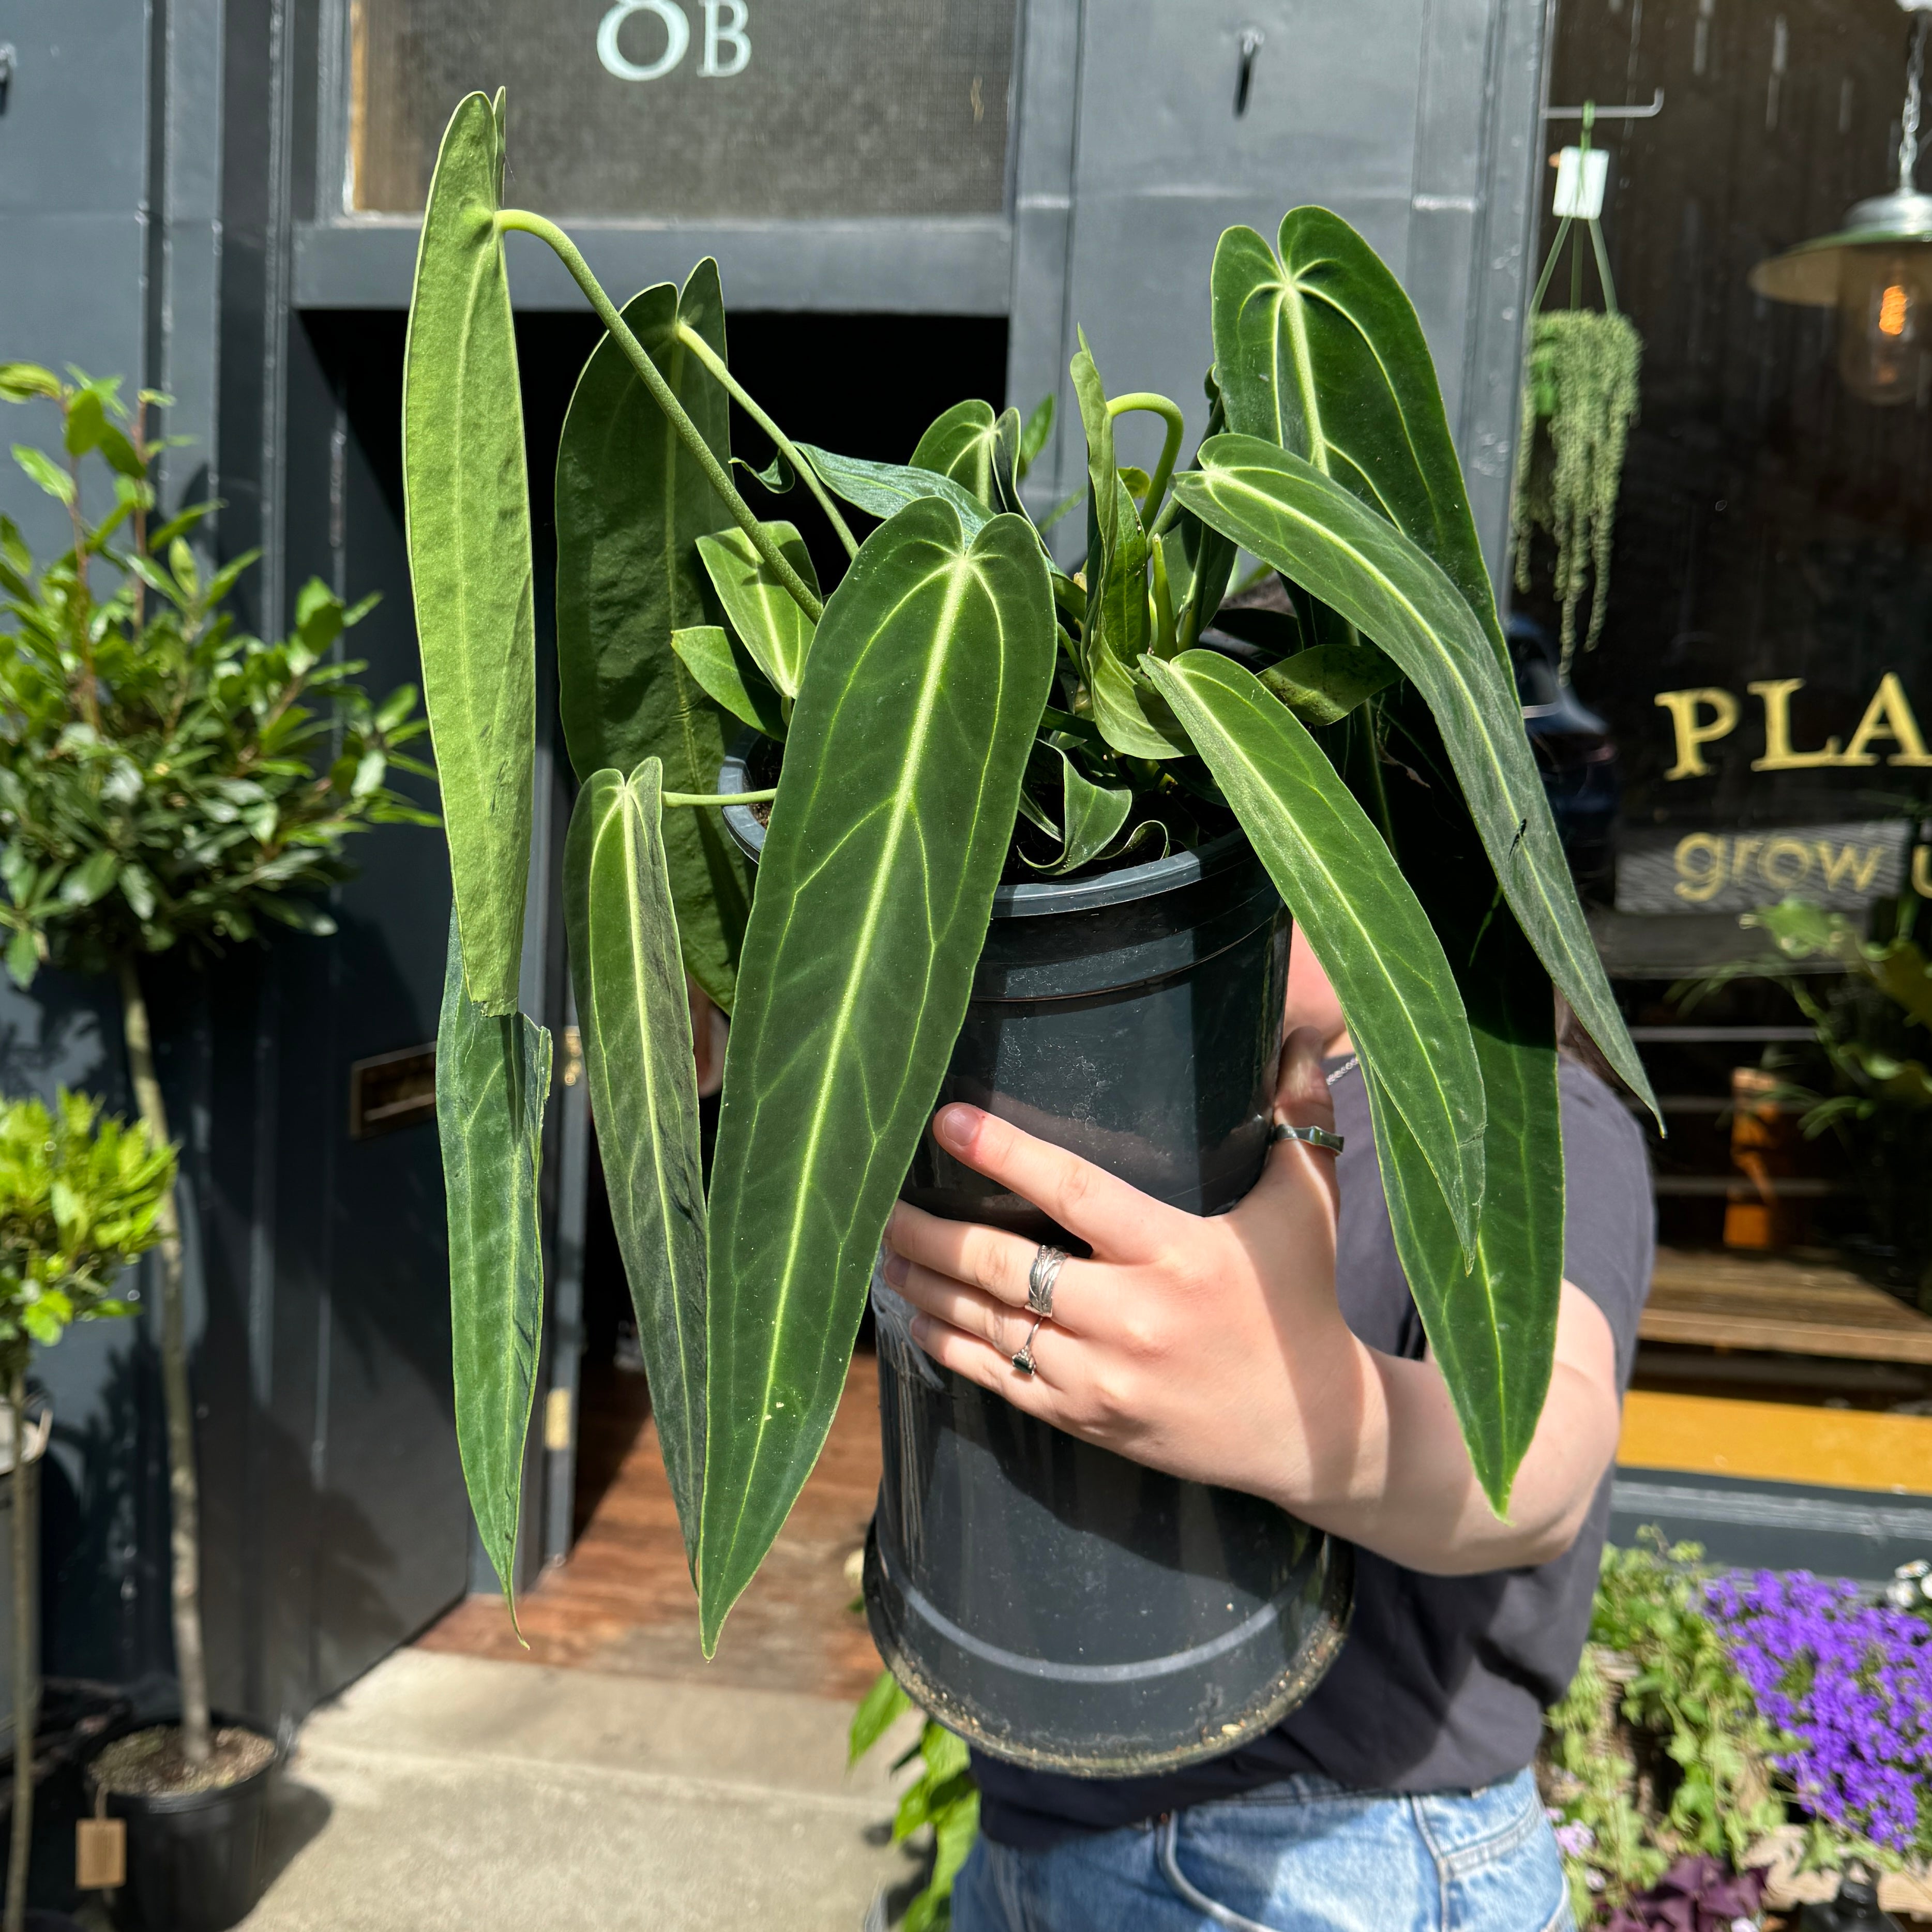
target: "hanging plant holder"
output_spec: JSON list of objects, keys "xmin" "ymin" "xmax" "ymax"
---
[{"xmin": 1510, "ymin": 102, "xmax": 1643, "ymax": 684}]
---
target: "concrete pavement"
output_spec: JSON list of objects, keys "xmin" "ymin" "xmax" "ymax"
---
[{"xmin": 237, "ymin": 1648, "xmax": 925, "ymax": 1931}]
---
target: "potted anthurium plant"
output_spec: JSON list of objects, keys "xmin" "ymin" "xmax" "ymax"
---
[{"xmin": 404, "ymin": 91, "xmax": 1658, "ymax": 1766}]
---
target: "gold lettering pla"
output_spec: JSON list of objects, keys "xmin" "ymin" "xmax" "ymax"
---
[
  {"xmin": 1815, "ymin": 842, "xmax": 1886, "ymax": 893},
  {"xmin": 1749, "ymin": 679, "xmax": 1844, "ymax": 769},
  {"xmin": 1656, "ymin": 689, "xmax": 1741, "ymax": 779},
  {"xmin": 1840, "ymin": 672, "xmax": 1932, "ymax": 766},
  {"xmin": 1674, "ymin": 833, "xmax": 1729, "ymax": 902}
]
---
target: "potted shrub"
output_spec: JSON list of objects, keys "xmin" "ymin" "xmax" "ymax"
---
[
  {"xmin": 403, "ymin": 91, "xmax": 1657, "ymax": 1764},
  {"xmin": 0, "ymin": 1089, "xmax": 173, "ymax": 1932},
  {"xmin": 0, "ymin": 364, "xmax": 433, "ymax": 1927}
]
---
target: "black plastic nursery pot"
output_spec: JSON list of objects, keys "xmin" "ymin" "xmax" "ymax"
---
[
  {"xmin": 84, "ymin": 1718, "xmax": 278, "ymax": 1932},
  {"xmin": 721, "ymin": 743, "xmax": 1352, "ymax": 1775}
]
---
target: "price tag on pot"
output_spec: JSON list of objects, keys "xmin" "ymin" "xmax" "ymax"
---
[{"xmin": 76, "ymin": 1815, "xmax": 126, "ymax": 1890}]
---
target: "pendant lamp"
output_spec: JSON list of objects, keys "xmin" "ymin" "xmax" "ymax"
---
[{"xmin": 1750, "ymin": 0, "xmax": 1932, "ymax": 405}]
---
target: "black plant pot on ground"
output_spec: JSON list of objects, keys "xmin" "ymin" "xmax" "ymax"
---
[
  {"xmin": 83, "ymin": 1718, "xmax": 277, "ymax": 1932},
  {"xmin": 722, "ymin": 748, "xmax": 1353, "ymax": 1775}
]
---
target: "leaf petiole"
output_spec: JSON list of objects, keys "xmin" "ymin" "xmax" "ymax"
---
[
  {"xmin": 1107, "ymin": 391, "xmax": 1186, "ymax": 528},
  {"xmin": 495, "ymin": 210, "xmax": 825, "ymax": 623},
  {"xmin": 672, "ymin": 324, "xmax": 859, "ymax": 561},
  {"xmin": 661, "ymin": 788, "xmax": 777, "ymax": 808}
]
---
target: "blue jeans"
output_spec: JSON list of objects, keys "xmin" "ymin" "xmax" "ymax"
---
[{"xmin": 951, "ymin": 1768, "xmax": 1575, "ymax": 1932}]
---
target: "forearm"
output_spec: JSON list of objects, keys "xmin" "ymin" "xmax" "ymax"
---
[{"xmin": 1275, "ymin": 1289, "xmax": 1622, "ymax": 1575}]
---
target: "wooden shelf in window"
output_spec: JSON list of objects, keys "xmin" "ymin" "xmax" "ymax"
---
[{"xmin": 1640, "ymin": 1247, "xmax": 1932, "ymax": 1366}]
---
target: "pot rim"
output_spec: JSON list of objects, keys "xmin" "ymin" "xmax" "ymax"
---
[
  {"xmin": 83, "ymin": 1713, "xmax": 281, "ymax": 1815},
  {"xmin": 717, "ymin": 733, "xmax": 1255, "ymax": 922}
]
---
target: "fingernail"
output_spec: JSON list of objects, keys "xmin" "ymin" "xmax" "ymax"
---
[
  {"xmin": 882, "ymin": 1248, "xmax": 908, "ymax": 1287},
  {"xmin": 908, "ymin": 1314, "xmax": 932, "ymax": 1350},
  {"xmin": 933, "ymin": 1104, "xmax": 980, "ymax": 1152}
]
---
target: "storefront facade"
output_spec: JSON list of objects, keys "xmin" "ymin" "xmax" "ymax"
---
[
  {"xmin": 3, "ymin": 0, "xmax": 1926, "ymax": 1729},
  {"xmin": 1522, "ymin": 0, "xmax": 1932, "ymax": 1580}
]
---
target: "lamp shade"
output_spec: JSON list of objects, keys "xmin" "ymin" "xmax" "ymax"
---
[
  {"xmin": 1748, "ymin": 190, "xmax": 1932, "ymax": 305},
  {"xmin": 1752, "ymin": 191, "xmax": 1932, "ymax": 404}
]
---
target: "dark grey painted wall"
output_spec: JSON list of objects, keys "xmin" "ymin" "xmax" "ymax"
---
[{"xmin": 1006, "ymin": 0, "xmax": 1549, "ymax": 591}]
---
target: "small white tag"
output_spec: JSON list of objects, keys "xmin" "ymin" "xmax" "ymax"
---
[
  {"xmin": 1552, "ymin": 146, "xmax": 1610, "ymax": 220},
  {"xmin": 77, "ymin": 1816, "xmax": 126, "ymax": 1890}
]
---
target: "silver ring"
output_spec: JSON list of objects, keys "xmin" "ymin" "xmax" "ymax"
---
[
  {"xmin": 1012, "ymin": 1317, "xmax": 1043, "ymax": 1377},
  {"xmin": 1270, "ymin": 1122, "xmax": 1346, "ymax": 1155},
  {"xmin": 1028, "ymin": 1245, "xmax": 1069, "ymax": 1318}
]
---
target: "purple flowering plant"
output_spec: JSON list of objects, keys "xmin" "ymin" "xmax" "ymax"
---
[
  {"xmin": 1603, "ymin": 1853, "xmax": 1764, "ymax": 1932},
  {"xmin": 1703, "ymin": 1568, "xmax": 1932, "ymax": 1862}
]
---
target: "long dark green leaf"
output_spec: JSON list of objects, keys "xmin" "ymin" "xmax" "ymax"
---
[
  {"xmin": 696, "ymin": 521, "xmax": 818, "ymax": 698},
  {"xmin": 564, "ymin": 760, "xmax": 708, "ymax": 1567},
  {"xmin": 1145, "ymin": 652, "xmax": 1483, "ymax": 1252},
  {"xmin": 436, "ymin": 909, "xmax": 550, "ymax": 1618},
  {"xmin": 1211, "ymin": 209, "xmax": 1506, "ymax": 668},
  {"xmin": 1209, "ymin": 210, "xmax": 1653, "ymax": 1129},
  {"xmin": 403, "ymin": 89, "xmax": 533, "ymax": 1017},
  {"xmin": 1175, "ymin": 436, "xmax": 1656, "ymax": 1120},
  {"xmin": 793, "ymin": 443, "xmax": 996, "ymax": 535},
  {"xmin": 1212, "ymin": 208, "xmax": 1580, "ymax": 1507},
  {"xmin": 1369, "ymin": 737, "xmax": 1565, "ymax": 1511},
  {"xmin": 699, "ymin": 499, "xmax": 1056, "ymax": 1651},
  {"xmin": 1070, "ymin": 340, "xmax": 1187, "ymax": 758},
  {"xmin": 555, "ymin": 259, "xmax": 751, "ymax": 1014}
]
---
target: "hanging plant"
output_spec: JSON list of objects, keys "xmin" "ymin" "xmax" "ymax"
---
[{"xmin": 1512, "ymin": 308, "xmax": 1642, "ymax": 680}]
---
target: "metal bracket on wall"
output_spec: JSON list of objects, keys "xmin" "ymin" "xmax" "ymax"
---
[
  {"xmin": 1544, "ymin": 87, "xmax": 1664, "ymax": 120},
  {"xmin": 0, "ymin": 45, "xmax": 17, "ymax": 115},
  {"xmin": 1235, "ymin": 26, "xmax": 1264, "ymax": 117}
]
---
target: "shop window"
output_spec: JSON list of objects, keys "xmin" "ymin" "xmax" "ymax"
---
[{"xmin": 1533, "ymin": 0, "xmax": 1932, "ymax": 1489}]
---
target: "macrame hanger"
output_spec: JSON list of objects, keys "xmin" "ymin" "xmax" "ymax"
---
[{"xmin": 1529, "ymin": 98, "xmax": 1623, "ymax": 319}]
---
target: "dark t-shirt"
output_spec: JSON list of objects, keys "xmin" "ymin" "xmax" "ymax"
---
[{"xmin": 974, "ymin": 1055, "xmax": 1655, "ymax": 1848}]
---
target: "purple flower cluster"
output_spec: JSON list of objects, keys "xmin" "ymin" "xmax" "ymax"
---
[{"xmin": 1704, "ymin": 1568, "xmax": 1932, "ymax": 1854}]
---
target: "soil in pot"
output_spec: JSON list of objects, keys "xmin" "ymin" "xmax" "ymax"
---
[
  {"xmin": 89, "ymin": 1729, "xmax": 271, "ymax": 1800},
  {"xmin": 720, "ymin": 742, "xmax": 1352, "ymax": 1775},
  {"xmin": 87, "ymin": 1722, "xmax": 277, "ymax": 1932}
]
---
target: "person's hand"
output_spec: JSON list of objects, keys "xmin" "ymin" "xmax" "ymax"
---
[
  {"xmin": 884, "ymin": 1023, "xmax": 1625, "ymax": 1574},
  {"xmin": 882, "ymin": 1026, "xmax": 1369, "ymax": 1512}
]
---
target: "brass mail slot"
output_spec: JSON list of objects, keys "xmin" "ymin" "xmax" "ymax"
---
[{"xmin": 348, "ymin": 1044, "xmax": 436, "ymax": 1140}]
